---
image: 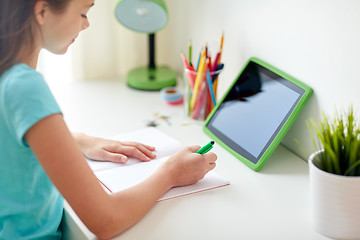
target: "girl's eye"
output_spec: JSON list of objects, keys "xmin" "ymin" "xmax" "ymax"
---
[{"xmin": 81, "ymin": 14, "xmax": 87, "ymax": 19}]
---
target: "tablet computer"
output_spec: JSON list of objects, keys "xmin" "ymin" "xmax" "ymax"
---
[{"xmin": 203, "ymin": 57, "xmax": 312, "ymax": 171}]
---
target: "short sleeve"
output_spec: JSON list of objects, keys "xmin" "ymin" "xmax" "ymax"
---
[{"xmin": 3, "ymin": 66, "xmax": 62, "ymax": 146}]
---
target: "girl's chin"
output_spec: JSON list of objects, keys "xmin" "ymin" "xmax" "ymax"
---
[{"xmin": 46, "ymin": 45, "xmax": 70, "ymax": 55}]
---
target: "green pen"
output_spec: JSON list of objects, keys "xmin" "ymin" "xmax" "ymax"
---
[{"xmin": 196, "ymin": 141, "xmax": 215, "ymax": 154}]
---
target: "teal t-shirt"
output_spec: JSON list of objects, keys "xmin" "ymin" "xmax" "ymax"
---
[{"xmin": 0, "ymin": 64, "xmax": 64, "ymax": 239}]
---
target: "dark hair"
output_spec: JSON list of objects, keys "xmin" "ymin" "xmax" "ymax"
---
[{"xmin": 0, "ymin": 0, "xmax": 72, "ymax": 75}]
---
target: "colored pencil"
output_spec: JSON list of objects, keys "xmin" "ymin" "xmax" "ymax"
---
[
  {"xmin": 190, "ymin": 56, "xmax": 207, "ymax": 111},
  {"xmin": 214, "ymin": 33, "xmax": 224, "ymax": 97},
  {"xmin": 206, "ymin": 67, "xmax": 217, "ymax": 107},
  {"xmin": 188, "ymin": 40, "xmax": 192, "ymax": 66},
  {"xmin": 180, "ymin": 34, "xmax": 224, "ymax": 119},
  {"xmin": 180, "ymin": 52, "xmax": 191, "ymax": 69}
]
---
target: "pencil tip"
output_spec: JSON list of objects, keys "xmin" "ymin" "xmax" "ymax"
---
[{"xmin": 211, "ymin": 140, "xmax": 215, "ymax": 145}]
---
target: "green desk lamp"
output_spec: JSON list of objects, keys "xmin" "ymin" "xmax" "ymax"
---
[{"xmin": 115, "ymin": 0, "xmax": 177, "ymax": 91}]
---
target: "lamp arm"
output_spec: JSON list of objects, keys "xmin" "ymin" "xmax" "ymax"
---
[{"xmin": 149, "ymin": 33, "xmax": 156, "ymax": 70}]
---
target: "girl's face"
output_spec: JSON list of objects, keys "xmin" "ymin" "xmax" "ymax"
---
[{"xmin": 39, "ymin": 0, "xmax": 94, "ymax": 54}]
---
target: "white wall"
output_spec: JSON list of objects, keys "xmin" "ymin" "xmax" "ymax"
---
[
  {"xmin": 72, "ymin": 0, "xmax": 148, "ymax": 79},
  {"xmin": 76, "ymin": 0, "xmax": 360, "ymax": 160},
  {"xmin": 160, "ymin": 0, "xmax": 360, "ymax": 159}
]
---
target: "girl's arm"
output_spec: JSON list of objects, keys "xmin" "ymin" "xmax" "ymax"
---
[{"xmin": 25, "ymin": 113, "xmax": 216, "ymax": 240}]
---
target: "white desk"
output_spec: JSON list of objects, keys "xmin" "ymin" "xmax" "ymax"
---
[{"xmin": 49, "ymin": 80, "xmax": 328, "ymax": 240}]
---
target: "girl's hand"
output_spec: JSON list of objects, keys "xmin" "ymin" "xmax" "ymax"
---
[
  {"xmin": 159, "ymin": 145, "xmax": 217, "ymax": 188},
  {"xmin": 72, "ymin": 132, "xmax": 156, "ymax": 164}
]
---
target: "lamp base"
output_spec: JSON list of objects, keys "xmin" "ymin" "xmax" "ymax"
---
[{"xmin": 127, "ymin": 66, "xmax": 177, "ymax": 91}]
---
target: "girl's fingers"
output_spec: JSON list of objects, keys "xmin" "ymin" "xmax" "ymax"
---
[
  {"xmin": 94, "ymin": 151, "xmax": 128, "ymax": 164},
  {"xmin": 104, "ymin": 141, "xmax": 156, "ymax": 160},
  {"xmin": 188, "ymin": 145, "xmax": 202, "ymax": 153},
  {"xmin": 113, "ymin": 145, "xmax": 152, "ymax": 162},
  {"xmin": 204, "ymin": 152, "xmax": 217, "ymax": 164},
  {"xmin": 119, "ymin": 142, "xmax": 156, "ymax": 157}
]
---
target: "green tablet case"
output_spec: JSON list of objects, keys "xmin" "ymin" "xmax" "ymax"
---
[{"xmin": 203, "ymin": 57, "xmax": 313, "ymax": 171}]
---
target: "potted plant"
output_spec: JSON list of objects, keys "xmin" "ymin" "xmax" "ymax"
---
[{"xmin": 307, "ymin": 106, "xmax": 360, "ymax": 239}]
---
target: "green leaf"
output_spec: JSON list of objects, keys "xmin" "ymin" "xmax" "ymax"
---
[
  {"xmin": 306, "ymin": 105, "xmax": 360, "ymax": 176},
  {"xmin": 345, "ymin": 159, "xmax": 360, "ymax": 176},
  {"xmin": 323, "ymin": 143, "xmax": 341, "ymax": 174}
]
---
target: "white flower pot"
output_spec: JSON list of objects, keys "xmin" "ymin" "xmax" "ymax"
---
[{"xmin": 309, "ymin": 151, "xmax": 360, "ymax": 239}]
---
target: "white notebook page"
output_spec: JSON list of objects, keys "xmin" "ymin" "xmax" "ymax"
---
[{"xmin": 87, "ymin": 128, "xmax": 230, "ymax": 201}]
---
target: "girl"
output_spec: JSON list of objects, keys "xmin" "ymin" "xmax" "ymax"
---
[{"xmin": 0, "ymin": 0, "xmax": 217, "ymax": 239}]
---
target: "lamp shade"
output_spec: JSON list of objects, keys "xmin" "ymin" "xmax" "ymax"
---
[
  {"xmin": 115, "ymin": 0, "xmax": 168, "ymax": 33},
  {"xmin": 114, "ymin": 0, "xmax": 176, "ymax": 91}
]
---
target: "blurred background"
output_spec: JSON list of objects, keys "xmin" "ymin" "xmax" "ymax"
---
[{"xmin": 38, "ymin": 0, "xmax": 360, "ymax": 160}]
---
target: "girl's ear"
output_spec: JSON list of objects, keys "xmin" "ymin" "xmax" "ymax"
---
[{"xmin": 33, "ymin": 1, "xmax": 50, "ymax": 25}]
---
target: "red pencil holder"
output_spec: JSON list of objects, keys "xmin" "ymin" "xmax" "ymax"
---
[{"xmin": 183, "ymin": 67, "xmax": 223, "ymax": 120}]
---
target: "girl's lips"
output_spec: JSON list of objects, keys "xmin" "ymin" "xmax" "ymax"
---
[{"xmin": 72, "ymin": 35, "xmax": 78, "ymax": 43}]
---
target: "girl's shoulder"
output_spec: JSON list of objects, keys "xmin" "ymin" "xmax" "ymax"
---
[
  {"xmin": 1, "ymin": 63, "xmax": 44, "ymax": 91},
  {"xmin": 2, "ymin": 63, "xmax": 41, "ymax": 81}
]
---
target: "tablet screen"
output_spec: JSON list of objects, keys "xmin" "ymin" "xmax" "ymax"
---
[{"xmin": 205, "ymin": 61, "xmax": 305, "ymax": 164}]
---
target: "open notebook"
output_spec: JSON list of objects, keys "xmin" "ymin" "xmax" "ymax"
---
[{"xmin": 86, "ymin": 128, "xmax": 230, "ymax": 202}]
